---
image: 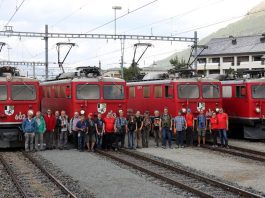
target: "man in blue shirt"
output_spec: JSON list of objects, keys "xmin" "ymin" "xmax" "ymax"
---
[
  {"xmin": 114, "ymin": 110, "xmax": 128, "ymax": 150},
  {"xmin": 196, "ymin": 110, "xmax": 207, "ymax": 147},
  {"xmin": 174, "ymin": 111, "xmax": 187, "ymax": 148},
  {"xmin": 22, "ymin": 110, "xmax": 37, "ymax": 152},
  {"xmin": 76, "ymin": 114, "xmax": 88, "ymax": 152}
]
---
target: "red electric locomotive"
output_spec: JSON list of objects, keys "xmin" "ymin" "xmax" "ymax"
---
[
  {"xmin": 0, "ymin": 66, "xmax": 40, "ymax": 148},
  {"xmin": 221, "ymin": 71, "xmax": 265, "ymax": 139},
  {"xmin": 41, "ymin": 67, "xmax": 127, "ymax": 118},
  {"xmin": 127, "ymin": 72, "xmax": 222, "ymax": 117}
]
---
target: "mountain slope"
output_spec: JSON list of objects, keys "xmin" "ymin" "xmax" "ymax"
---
[{"xmin": 154, "ymin": 0, "xmax": 265, "ymax": 68}]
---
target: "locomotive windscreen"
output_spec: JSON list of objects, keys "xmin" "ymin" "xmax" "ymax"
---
[
  {"xmin": 76, "ymin": 84, "xmax": 100, "ymax": 100},
  {"xmin": 103, "ymin": 85, "xmax": 124, "ymax": 100},
  {"xmin": 0, "ymin": 85, "xmax": 7, "ymax": 100},
  {"xmin": 252, "ymin": 85, "xmax": 265, "ymax": 98},
  {"xmin": 202, "ymin": 84, "xmax": 220, "ymax": 98},
  {"xmin": 178, "ymin": 84, "xmax": 199, "ymax": 99},
  {"xmin": 11, "ymin": 85, "xmax": 36, "ymax": 100}
]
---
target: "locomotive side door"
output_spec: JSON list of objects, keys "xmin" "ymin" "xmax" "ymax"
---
[{"xmin": 234, "ymin": 85, "xmax": 249, "ymax": 117}]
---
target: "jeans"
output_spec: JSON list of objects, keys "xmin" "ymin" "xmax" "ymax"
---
[
  {"xmin": 142, "ymin": 126, "xmax": 150, "ymax": 148},
  {"xmin": 78, "ymin": 132, "xmax": 86, "ymax": 151},
  {"xmin": 153, "ymin": 127, "xmax": 160, "ymax": 147},
  {"xmin": 25, "ymin": 133, "xmax": 34, "ymax": 151},
  {"xmin": 96, "ymin": 133, "xmax": 103, "ymax": 148},
  {"xmin": 186, "ymin": 127, "xmax": 193, "ymax": 146},
  {"xmin": 59, "ymin": 130, "xmax": 68, "ymax": 148},
  {"xmin": 115, "ymin": 129, "xmax": 125, "ymax": 149},
  {"xmin": 128, "ymin": 130, "xmax": 135, "ymax": 149},
  {"xmin": 136, "ymin": 128, "xmax": 142, "ymax": 148},
  {"xmin": 176, "ymin": 130, "xmax": 185, "ymax": 146},
  {"xmin": 45, "ymin": 132, "xmax": 54, "ymax": 149},
  {"xmin": 72, "ymin": 130, "xmax": 78, "ymax": 149},
  {"xmin": 212, "ymin": 129, "xmax": 218, "ymax": 145},
  {"xmin": 35, "ymin": 133, "xmax": 44, "ymax": 150},
  {"xmin": 53, "ymin": 127, "xmax": 60, "ymax": 148},
  {"xmin": 219, "ymin": 129, "xmax": 228, "ymax": 146},
  {"xmin": 162, "ymin": 127, "xmax": 172, "ymax": 147},
  {"xmin": 104, "ymin": 133, "xmax": 114, "ymax": 149}
]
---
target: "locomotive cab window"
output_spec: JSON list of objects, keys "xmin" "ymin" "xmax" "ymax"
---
[
  {"xmin": 103, "ymin": 84, "xmax": 124, "ymax": 100},
  {"xmin": 11, "ymin": 84, "xmax": 36, "ymax": 100},
  {"xmin": 143, "ymin": 86, "xmax": 150, "ymax": 98},
  {"xmin": 0, "ymin": 85, "xmax": 7, "ymax": 100},
  {"xmin": 76, "ymin": 84, "xmax": 99, "ymax": 100},
  {"xmin": 165, "ymin": 85, "xmax": 173, "ymax": 98},
  {"xmin": 252, "ymin": 85, "xmax": 265, "ymax": 98},
  {"xmin": 202, "ymin": 84, "xmax": 220, "ymax": 98},
  {"xmin": 178, "ymin": 84, "xmax": 199, "ymax": 99},
  {"xmin": 129, "ymin": 87, "xmax": 135, "ymax": 98},
  {"xmin": 236, "ymin": 86, "xmax": 246, "ymax": 98}
]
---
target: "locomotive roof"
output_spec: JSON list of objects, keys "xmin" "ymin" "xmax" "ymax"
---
[
  {"xmin": 0, "ymin": 76, "xmax": 39, "ymax": 82},
  {"xmin": 40, "ymin": 76, "xmax": 125, "ymax": 85},
  {"xmin": 127, "ymin": 77, "xmax": 219, "ymax": 85},
  {"xmin": 221, "ymin": 78, "xmax": 265, "ymax": 84}
]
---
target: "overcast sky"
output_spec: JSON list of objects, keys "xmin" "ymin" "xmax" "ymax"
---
[{"xmin": 0, "ymin": 0, "xmax": 263, "ymax": 77}]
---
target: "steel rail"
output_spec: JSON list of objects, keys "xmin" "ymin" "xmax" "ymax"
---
[
  {"xmin": 0, "ymin": 154, "xmax": 28, "ymax": 198},
  {"xmin": 202, "ymin": 145, "xmax": 265, "ymax": 163},
  {"xmin": 22, "ymin": 151, "xmax": 77, "ymax": 198},
  {"xmin": 97, "ymin": 149, "xmax": 222, "ymax": 198},
  {"xmin": 120, "ymin": 149, "xmax": 263, "ymax": 198}
]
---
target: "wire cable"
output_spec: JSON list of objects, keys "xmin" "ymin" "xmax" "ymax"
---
[{"xmin": 4, "ymin": 0, "xmax": 26, "ymax": 27}]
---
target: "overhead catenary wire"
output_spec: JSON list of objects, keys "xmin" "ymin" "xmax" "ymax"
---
[{"xmin": 4, "ymin": 0, "xmax": 26, "ymax": 28}]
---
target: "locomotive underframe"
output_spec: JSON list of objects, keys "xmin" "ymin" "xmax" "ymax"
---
[{"xmin": 0, "ymin": 124, "xmax": 24, "ymax": 148}]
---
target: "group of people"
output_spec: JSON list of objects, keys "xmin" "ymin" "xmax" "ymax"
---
[{"xmin": 21, "ymin": 106, "xmax": 229, "ymax": 152}]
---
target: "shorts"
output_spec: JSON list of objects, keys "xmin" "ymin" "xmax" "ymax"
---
[
  {"xmin": 86, "ymin": 133, "xmax": 96, "ymax": 143},
  {"xmin": 197, "ymin": 128, "xmax": 206, "ymax": 137}
]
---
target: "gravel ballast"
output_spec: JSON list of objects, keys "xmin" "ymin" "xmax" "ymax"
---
[
  {"xmin": 228, "ymin": 139, "xmax": 265, "ymax": 152},
  {"xmin": 138, "ymin": 146, "xmax": 265, "ymax": 194},
  {"xmin": 39, "ymin": 150, "xmax": 182, "ymax": 198}
]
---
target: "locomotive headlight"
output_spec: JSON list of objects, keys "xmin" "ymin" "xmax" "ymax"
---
[
  {"xmin": 216, "ymin": 108, "xmax": 220, "ymax": 112},
  {"xmin": 256, "ymin": 107, "xmax": 261, "ymax": 113},
  {"xmin": 182, "ymin": 108, "xmax": 187, "ymax": 113},
  {"xmin": 80, "ymin": 110, "xmax": 85, "ymax": 115}
]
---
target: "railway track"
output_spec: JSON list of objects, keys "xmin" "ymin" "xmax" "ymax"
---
[
  {"xmin": 202, "ymin": 144, "xmax": 265, "ymax": 163},
  {"xmin": 0, "ymin": 151, "xmax": 77, "ymax": 198},
  {"xmin": 96, "ymin": 149, "xmax": 263, "ymax": 198}
]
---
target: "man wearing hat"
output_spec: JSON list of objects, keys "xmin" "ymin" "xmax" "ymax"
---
[{"xmin": 185, "ymin": 108, "xmax": 194, "ymax": 146}]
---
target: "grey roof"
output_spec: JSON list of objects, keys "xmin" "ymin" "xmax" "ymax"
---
[{"xmin": 199, "ymin": 35, "xmax": 265, "ymax": 56}]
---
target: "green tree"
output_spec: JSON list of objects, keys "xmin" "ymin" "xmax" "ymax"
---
[
  {"xmin": 169, "ymin": 55, "xmax": 187, "ymax": 70},
  {"xmin": 123, "ymin": 64, "xmax": 143, "ymax": 81}
]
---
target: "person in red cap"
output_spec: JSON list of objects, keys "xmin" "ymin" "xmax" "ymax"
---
[{"xmin": 86, "ymin": 113, "xmax": 96, "ymax": 152}]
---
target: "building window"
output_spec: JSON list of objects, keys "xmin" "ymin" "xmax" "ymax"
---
[
  {"xmin": 165, "ymin": 85, "xmax": 173, "ymax": 98},
  {"xmin": 212, "ymin": 57, "xmax": 220, "ymax": 63},
  {"xmin": 154, "ymin": 85, "xmax": 162, "ymax": 98},
  {"xmin": 143, "ymin": 86, "xmax": 150, "ymax": 98},
  {"xmin": 237, "ymin": 56, "xmax": 249, "ymax": 65},
  {"xmin": 222, "ymin": 86, "xmax": 232, "ymax": 98},
  {"xmin": 198, "ymin": 58, "xmax": 206, "ymax": 63},
  {"xmin": 223, "ymin": 57, "xmax": 234, "ymax": 63},
  {"xmin": 129, "ymin": 87, "xmax": 135, "ymax": 98},
  {"xmin": 236, "ymin": 86, "xmax": 246, "ymax": 98}
]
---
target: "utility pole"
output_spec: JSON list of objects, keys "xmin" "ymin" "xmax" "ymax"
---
[
  {"xmin": 45, "ymin": 24, "xmax": 48, "ymax": 80},
  {"xmin": 194, "ymin": 31, "xmax": 198, "ymax": 71},
  {"xmin": 33, "ymin": 62, "xmax": 36, "ymax": 78},
  {"xmin": 120, "ymin": 39, "xmax": 125, "ymax": 79}
]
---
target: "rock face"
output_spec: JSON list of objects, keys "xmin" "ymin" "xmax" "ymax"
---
[{"xmin": 154, "ymin": 0, "xmax": 265, "ymax": 67}]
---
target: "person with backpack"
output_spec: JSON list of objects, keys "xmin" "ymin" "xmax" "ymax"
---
[
  {"xmin": 153, "ymin": 110, "xmax": 161, "ymax": 147},
  {"xmin": 196, "ymin": 110, "xmax": 207, "ymax": 147},
  {"xmin": 160, "ymin": 107, "xmax": 173, "ymax": 149},
  {"xmin": 142, "ymin": 111, "xmax": 151, "ymax": 148}
]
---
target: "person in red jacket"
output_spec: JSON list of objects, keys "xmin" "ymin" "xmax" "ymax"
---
[
  {"xmin": 44, "ymin": 109, "xmax": 56, "ymax": 150},
  {"xmin": 209, "ymin": 112, "xmax": 218, "ymax": 147},
  {"xmin": 103, "ymin": 111, "xmax": 115, "ymax": 150},
  {"xmin": 217, "ymin": 108, "xmax": 229, "ymax": 148}
]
